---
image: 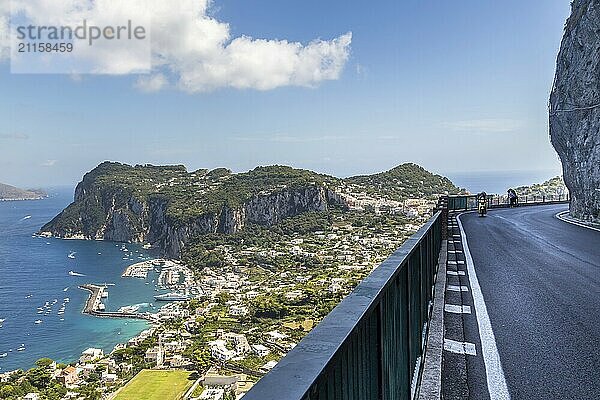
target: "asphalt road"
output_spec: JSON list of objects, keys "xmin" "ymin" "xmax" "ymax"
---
[{"xmin": 460, "ymin": 204, "xmax": 600, "ymax": 399}]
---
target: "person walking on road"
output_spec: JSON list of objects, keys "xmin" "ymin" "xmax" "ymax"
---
[{"xmin": 508, "ymin": 188, "xmax": 518, "ymax": 207}]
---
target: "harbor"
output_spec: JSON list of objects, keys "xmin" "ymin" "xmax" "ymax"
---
[{"xmin": 79, "ymin": 284, "xmax": 154, "ymax": 321}]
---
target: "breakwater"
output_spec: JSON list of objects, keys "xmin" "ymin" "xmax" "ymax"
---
[{"xmin": 79, "ymin": 284, "xmax": 153, "ymax": 321}]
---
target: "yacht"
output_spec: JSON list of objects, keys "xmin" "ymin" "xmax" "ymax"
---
[
  {"xmin": 34, "ymin": 320, "xmax": 42, "ymax": 324},
  {"xmin": 154, "ymin": 292, "xmax": 190, "ymax": 302},
  {"xmin": 0, "ymin": 353, "xmax": 7, "ymax": 358}
]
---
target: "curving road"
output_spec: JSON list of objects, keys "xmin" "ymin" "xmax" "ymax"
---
[{"xmin": 460, "ymin": 204, "xmax": 600, "ymax": 399}]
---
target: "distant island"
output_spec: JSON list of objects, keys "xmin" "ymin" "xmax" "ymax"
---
[
  {"xmin": 0, "ymin": 182, "xmax": 46, "ymax": 201},
  {"xmin": 40, "ymin": 161, "xmax": 460, "ymax": 258}
]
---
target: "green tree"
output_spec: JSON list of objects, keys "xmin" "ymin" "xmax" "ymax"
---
[
  {"xmin": 35, "ymin": 358, "xmax": 54, "ymax": 368},
  {"xmin": 27, "ymin": 367, "xmax": 51, "ymax": 389},
  {"xmin": 0, "ymin": 385, "xmax": 16, "ymax": 399}
]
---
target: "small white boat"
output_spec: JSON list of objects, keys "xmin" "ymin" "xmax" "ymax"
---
[
  {"xmin": 0, "ymin": 318, "xmax": 5, "ymax": 323},
  {"xmin": 0, "ymin": 353, "xmax": 7, "ymax": 358},
  {"xmin": 63, "ymin": 287, "xmax": 69, "ymax": 292},
  {"xmin": 68, "ymin": 252, "xmax": 76, "ymax": 259},
  {"xmin": 17, "ymin": 345, "xmax": 25, "ymax": 351},
  {"xmin": 64, "ymin": 298, "xmax": 70, "ymax": 302},
  {"xmin": 34, "ymin": 320, "xmax": 42, "ymax": 324},
  {"xmin": 68, "ymin": 271, "xmax": 85, "ymax": 277}
]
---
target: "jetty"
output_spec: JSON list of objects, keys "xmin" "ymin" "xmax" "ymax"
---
[{"xmin": 78, "ymin": 284, "xmax": 153, "ymax": 321}]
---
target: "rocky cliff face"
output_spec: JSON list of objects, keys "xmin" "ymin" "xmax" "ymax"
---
[
  {"xmin": 41, "ymin": 177, "xmax": 334, "ymax": 258},
  {"xmin": 550, "ymin": 0, "xmax": 600, "ymax": 222}
]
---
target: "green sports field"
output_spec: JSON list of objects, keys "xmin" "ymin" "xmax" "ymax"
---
[{"xmin": 114, "ymin": 370, "xmax": 195, "ymax": 400}]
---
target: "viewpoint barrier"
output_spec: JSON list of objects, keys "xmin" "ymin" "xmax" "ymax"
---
[{"xmin": 244, "ymin": 211, "xmax": 443, "ymax": 400}]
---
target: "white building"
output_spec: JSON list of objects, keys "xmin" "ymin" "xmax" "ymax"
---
[
  {"xmin": 102, "ymin": 371, "xmax": 118, "ymax": 384},
  {"xmin": 266, "ymin": 331, "xmax": 288, "ymax": 341},
  {"xmin": 145, "ymin": 346, "xmax": 164, "ymax": 367},
  {"xmin": 199, "ymin": 388, "xmax": 225, "ymax": 400},
  {"xmin": 79, "ymin": 348, "xmax": 104, "ymax": 363},
  {"xmin": 209, "ymin": 340, "xmax": 236, "ymax": 361},
  {"xmin": 251, "ymin": 344, "xmax": 270, "ymax": 357},
  {"xmin": 224, "ymin": 333, "xmax": 251, "ymax": 355}
]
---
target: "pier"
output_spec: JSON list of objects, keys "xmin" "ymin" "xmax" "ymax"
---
[{"xmin": 78, "ymin": 284, "xmax": 154, "ymax": 321}]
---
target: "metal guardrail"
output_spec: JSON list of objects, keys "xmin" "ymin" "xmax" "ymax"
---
[
  {"xmin": 446, "ymin": 193, "xmax": 570, "ymax": 211},
  {"xmin": 244, "ymin": 211, "xmax": 443, "ymax": 400}
]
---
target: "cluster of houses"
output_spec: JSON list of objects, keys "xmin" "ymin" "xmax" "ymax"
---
[
  {"xmin": 331, "ymin": 188, "xmax": 437, "ymax": 218},
  {"xmin": 143, "ymin": 330, "xmax": 192, "ymax": 368}
]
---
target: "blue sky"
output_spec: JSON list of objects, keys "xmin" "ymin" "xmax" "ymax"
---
[{"xmin": 0, "ymin": 0, "xmax": 572, "ymax": 187}]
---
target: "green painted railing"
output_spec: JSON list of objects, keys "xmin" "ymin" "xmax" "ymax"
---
[
  {"xmin": 243, "ymin": 211, "xmax": 443, "ymax": 400},
  {"xmin": 447, "ymin": 193, "xmax": 570, "ymax": 211}
]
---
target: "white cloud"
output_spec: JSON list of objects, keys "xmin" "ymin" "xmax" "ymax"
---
[
  {"xmin": 233, "ymin": 134, "xmax": 346, "ymax": 143},
  {"xmin": 0, "ymin": 1, "xmax": 9, "ymax": 61},
  {"xmin": 134, "ymin": 74, "xmax": 168, "ymax": 93},
  {"xmin": 441, "ymin": 119, "xmax": 523, "ymax": 133},
  {"xmin": 1, "ymin": 0, "xmax": 352, "ymax": 92},
  {"xmin": 41, "ymin": 159, "xmax": 57, "ymax": 167},
  {"xmin": 0, "ymin": 133, "xmax": 29, "ymax": 140}
]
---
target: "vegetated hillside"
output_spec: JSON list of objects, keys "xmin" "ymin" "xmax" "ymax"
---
[
  {"xmin": 514, "ymin": 176, "xmax": 569, "ymax": 198},
  {"xmin": 0, "ymin": 182, "xmax": 46, "ymax": 200},
  {"xmin": 40, "ymin": 161, "xmax": 458, "ymax": 258},
  {"xmin": 345, "ymin": 163, "xmax": 460, "ymax": 200},
  {"xmin": 40, "ymin": 162, "xmax": 340, "ymax": 257}
]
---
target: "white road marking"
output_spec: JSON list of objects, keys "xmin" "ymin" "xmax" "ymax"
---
[
  {"xmin": 444, "ymin": 304, "xmax": 471, "ymax": 314},
  {"xmin": 447, "ymin": 270, "xmax": 465, "ymax": 276},
  {"xmin": 555, "ymin": 211, "xmax": 600, "ymax": 232},
  {"xmin": 457, "ymin": 213, "xmax": 511, "ymax": 400},
  {"xmin": 447, "ymin": 285, "xmax": 469, "ymax": 292},
  {"xmin": 444, "ymin": 339, "xmax": 477, "ymax": 356}
]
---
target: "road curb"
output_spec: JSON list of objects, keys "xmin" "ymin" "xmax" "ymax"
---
[{"xmin": 556, "ymin": 210, "xmax": 600, "ymax": 232}]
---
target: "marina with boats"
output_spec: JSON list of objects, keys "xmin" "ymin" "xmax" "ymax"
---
[{"xmin": 78, "ymin": 284, "xmax": 154, "ymax": 321}]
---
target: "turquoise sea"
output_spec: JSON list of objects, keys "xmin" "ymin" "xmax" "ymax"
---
[{"xmin": 0, "ymin": 188, "xmax": 163, "ymax": 372}]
